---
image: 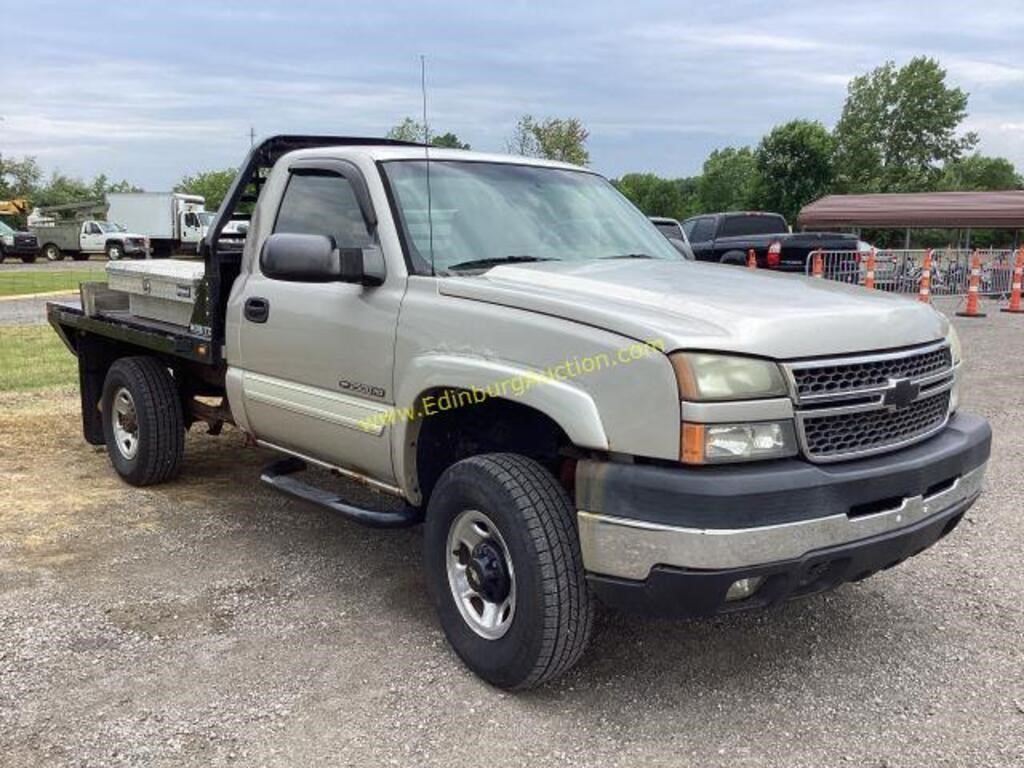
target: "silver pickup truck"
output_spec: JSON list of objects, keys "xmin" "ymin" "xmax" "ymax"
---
[{"xmin": 48, "ymin": 135, "xmax": 991, "ymax": 690}]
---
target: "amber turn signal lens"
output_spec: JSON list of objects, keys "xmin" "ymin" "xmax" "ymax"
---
[{"xmin": 680, "ymin": 422, "xmax": 705, "ymax": 464}]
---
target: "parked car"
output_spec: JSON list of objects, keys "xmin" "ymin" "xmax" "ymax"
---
[
  {"xmin": 48, "ymin": 136, "xmax": 990, "ymax": 690},
  {"xmin": 30, "ymin": 219, "xmax": 149, "ymax": 261},
  {"xmin": 682, "ymin": 211, "xmax": 857, "ymax": 271},
  {"xmin": 648, "ymin": 216, "xmax": 694, "ymax": 259},
  {"xmin": 0, "ymin": 219, "xmax": 39, "ymax": 263}
]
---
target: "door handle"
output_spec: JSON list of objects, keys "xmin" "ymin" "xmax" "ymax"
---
[{"xmin": 244, "ymin": 297, "xmax": 270, "ymax": 323}]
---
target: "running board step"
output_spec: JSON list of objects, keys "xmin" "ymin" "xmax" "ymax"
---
[{"xmin": 260, "ymin": 457, "xmax": 422, "ymax": 529}]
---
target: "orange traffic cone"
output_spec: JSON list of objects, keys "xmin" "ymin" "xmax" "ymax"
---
[
  {"xmin": 918, "ymin": 250, "xmax": 933, "ymax": 303},
  {"xmin": 956, "ymin": 252, "xmax": 987, "ymax": 318},
  {"xmin": 747, "ymin": 249, "xmax": 757, "ymax": 269},
  {"xmin": 811, "ymin": 249, "xmax": 824, "ymax": 278},
  {"xmin": 864, "ymin": 248, "xmax": 876, "ymax": 289},
  {"xmin": 1001, "ymin": 247, "xmax": 1024, "ymax": 314}
]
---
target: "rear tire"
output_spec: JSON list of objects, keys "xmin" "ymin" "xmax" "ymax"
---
[
  {"xmin": 43, "ymin": 243, "xmax": 63, "ymax": 262},
  {"xmin": 20, "ymin": 254, "xmax": 38, "ymax": 264},
  {"xmin": 720, "ymin": 250, "xmax": 747, "ymax": 266},
  {"xmin": 424, "ymin": 453, "xmax": 594, "ymax": 689},
  {"xmin": 101, "ymin": 357, "xmax": 185, "ymax": 486},
  {"xmin": 71, "ymin": 252, "xmax": 90, "ymax": 261}
]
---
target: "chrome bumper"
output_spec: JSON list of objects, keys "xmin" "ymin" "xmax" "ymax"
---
[{"xmin": 578, "ymin": 462, "xmax": 986, "ymax": 581}]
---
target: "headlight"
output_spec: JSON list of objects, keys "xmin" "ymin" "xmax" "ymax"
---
[
  {"xmin": 0, "ymin": 235, "xmax": 12, "ymax": 246},
  {"xmin": 681, "ymin": 420, "xmax": 797, "ymax": 464},
  {"xmin": 946, "ymin": 325, "xmax": 962, "ymax": 365},
  {"xmin": 670, "ymin": 352, "xmax": 788, "ymax": 401}
]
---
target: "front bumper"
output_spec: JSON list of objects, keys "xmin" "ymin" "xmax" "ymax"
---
[{"xmin": 576, "ymin": 412, "xmax": 990, "ymax": 618}]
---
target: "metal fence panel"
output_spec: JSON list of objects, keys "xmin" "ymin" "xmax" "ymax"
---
[{"xmin": 807, "ymin": 249, "xmax": 1020, "ymax": 297}]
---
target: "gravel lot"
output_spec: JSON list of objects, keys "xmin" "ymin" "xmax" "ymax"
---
[{"xmin": 1, "ymin": 302, "xmax": 1022, "ymax": 767}]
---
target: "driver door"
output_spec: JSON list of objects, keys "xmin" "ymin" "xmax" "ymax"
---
[
  {"xmin": 234, "ymin": 160, "xmax": 403, "ymax": 484},
  {"xmin": 80, "ymin": 222, "xmax": 106, "ymax": 252}
]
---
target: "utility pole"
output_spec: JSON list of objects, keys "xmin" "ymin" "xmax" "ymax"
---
[{"xmin": 249, "ymin": 126, "xmax": 256, "ymax": 148}]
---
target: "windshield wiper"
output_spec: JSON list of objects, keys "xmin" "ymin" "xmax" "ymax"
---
[
  {"xmin": 600, "ymin": 253, "xmax": 655, "ymax": 260},
  {"xmin": 445, "ymin": 255, "xmax": 557, "ymax": 272}
]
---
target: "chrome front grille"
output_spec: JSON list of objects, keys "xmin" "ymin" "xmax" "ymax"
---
[
  {"xmin": 791, "ymin": 346, "xmax": 952, "ymax": 399},
  {"xmin": 784, "ymin": 342, "xmax": 955, "ymax": 463},
  {"xmin": 801, "ymin": 390, "xmax": 951, "ymax": 459}
]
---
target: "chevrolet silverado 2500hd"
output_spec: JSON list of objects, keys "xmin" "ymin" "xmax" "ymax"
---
[{"xmin": 48, "ymin": 136, "xmax": 991, "ymax": 690}]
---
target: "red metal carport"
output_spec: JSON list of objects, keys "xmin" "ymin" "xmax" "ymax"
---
[{"xmin": 797, "ymin": 191, "xmax": 1024, "ymax": 248}]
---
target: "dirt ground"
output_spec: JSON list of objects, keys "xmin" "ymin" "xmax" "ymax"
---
[{"xmin": 1, "ymin": 302, "xmax": 1022, "ymax": 767}]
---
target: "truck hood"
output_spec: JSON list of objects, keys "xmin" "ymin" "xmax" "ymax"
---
[{"xmin": 438, "ymin": 259, "xmax": 948, "ymax": 360}]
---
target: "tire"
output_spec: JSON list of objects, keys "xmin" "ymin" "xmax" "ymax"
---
[
  {"xmin": 20, "ymin": 254, "xmax": 38, "ymax": 264},
  {"xmin": 424, "ymin": 453, "xmax": 594, "ymax": 690},
  {"xmin": 106, "ymin": 242, "xmax": 123, "ymax": 261},
  {"xmin": 43, "ymin": 243, "xmax": 63, "ymax": 262},
  {"xmin": 71, "ymin": 252, "xmax": 90, "ymax": 262},
  {"xmin": 101, "ymin": 357, "xmax": 185, "ymax": 486},
  {"xmin": 720, "ymin": 250, "xmax": 747, "ymax": 266}
]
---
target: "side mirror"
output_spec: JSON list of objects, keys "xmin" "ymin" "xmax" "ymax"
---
[
  {"xmin": 260, "ymin": 233, "xmax": 384, "ymax": 285},
  {"xmin": 669, "ymin": 237, "xmax": 695, "ymax": 260}
]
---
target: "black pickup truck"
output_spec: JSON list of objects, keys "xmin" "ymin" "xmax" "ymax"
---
[{"xmin": 682, "ymin": 211, "xmax": 857, "ymax": 271}]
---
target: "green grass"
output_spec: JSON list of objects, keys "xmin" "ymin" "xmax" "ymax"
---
[
  {"xmin": 0, "ymin": 325, "xmax": 77, "ymax": 391},
  {"xmin": 0, "ymin": 269, "xmax": 105, "ymax": 298}
]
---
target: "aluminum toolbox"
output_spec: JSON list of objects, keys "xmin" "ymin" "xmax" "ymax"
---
[{"xmin": 105, "ymin": 259, "xmax": 205, "ymax": 326}]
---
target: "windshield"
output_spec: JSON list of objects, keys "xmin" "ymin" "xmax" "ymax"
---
[
  {"xmin": 382, "ymin": 160, "xmax": 682, "ymax": 274},
  {"xmin": 0, "ymin": 221, "xmax": 14, "ymax": 236},
  {"xmin": 97, "ymin": 221, "xmax": 126, "ymax": 233},
  {"xmin": 198, "ymin": 211, "xmax": 216, "ymax": 227}
]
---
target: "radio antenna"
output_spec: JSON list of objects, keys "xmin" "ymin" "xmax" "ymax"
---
[{"xmin": 420, "ymin": 54, "xmax": 435, "ymax": 276}]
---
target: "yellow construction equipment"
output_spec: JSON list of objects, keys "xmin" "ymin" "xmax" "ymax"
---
[{"xmin": 0, "ymin": 198, "xmax": 31, "ymax": 216}]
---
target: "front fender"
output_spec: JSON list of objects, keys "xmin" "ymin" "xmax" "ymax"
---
[{"xmin": 391, "ymin": 353, "xmax": 608, "ymax": 499}]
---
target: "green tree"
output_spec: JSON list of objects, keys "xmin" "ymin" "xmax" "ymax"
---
[
  {"xmin": 613, "ymin": 173, "xmax": 700, "ymax": 221},
  {"xmin": 386, "ymin": 118, "xmax": 469, "ymax": 148},
  {"xmin": 506, "ymin": 115, "xmax": 590, "ymax": 165},
  {"xmin": 0, "ymin": 155, "xmax": 43, "ymax": 200},
  {"xmin": 430, "ymin": 131, "xmax": 470, "ymax": 149},
  {"xmin": 387, "ymin": 117, "xmax": 426, "ymax": 143},
  {"xmin": 939, "ymin": 154, "xmax": 1021, "ymax": 191},
  {"xmin": 833, "ymin": 57, "xmax": 978, "ymax": 193},
  {"xmin": 505, "ymin": 115, "xmax": 541, "ymax": 156},
  {"xmin": 698, "ymin": 147, "xmax": 760, "ymax": 212},
  {"xmin": 174, "ymin": 169, "xmax": 237, "ymax": 210},
  {"xmin": 755, "ymin": 120, "xmax": 835, "ymax": 222}
]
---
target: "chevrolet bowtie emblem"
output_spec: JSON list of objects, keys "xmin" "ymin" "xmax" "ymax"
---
[{"xmin": 883, "ymin": 378, "xmax": 921, "ymax": 410}]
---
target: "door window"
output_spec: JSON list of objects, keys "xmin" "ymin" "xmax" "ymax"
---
[
  {"xmin": 687, "ymin": 217, "xmax": 716, "ymax": 243},
  {"xmin": 273, "ymin": 172, "xmax": 373, "ymax": 249}
]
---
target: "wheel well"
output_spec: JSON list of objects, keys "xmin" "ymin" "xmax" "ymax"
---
[
  {"xmin": 70, "ymin": 333, "xmax": 226, "ymax": 444},
  {"xmin": 720, "ymin": 250, "xmax": 747, "ymax": 265},
  {"xmin": 412, "ymin": 390, "xmax": 572, "ymax": 505}
]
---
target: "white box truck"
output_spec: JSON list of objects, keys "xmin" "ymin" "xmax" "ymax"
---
[{"xmin": 106, "ymin": 192, "xmax": 213, "ymax": 257}]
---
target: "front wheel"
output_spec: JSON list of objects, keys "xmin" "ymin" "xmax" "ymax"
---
[
  {"xmin": 101, "ymin": 357, "xmax": 185, "ymax": 486},
  {"xmin": 424, "ymin": 453, "xmax": 594, "ymax": 689},
  {"xmin": 43, "ymin": 243, "xmax": 63, "ymax": 262},
  {"xmin": 105, "ymin": 242, "xmax": 123, "ymax": 260}
]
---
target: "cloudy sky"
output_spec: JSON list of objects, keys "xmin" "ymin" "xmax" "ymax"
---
[{"xmin": 3, "ymin": 0, "xmax": 1023, "ymax": 189}]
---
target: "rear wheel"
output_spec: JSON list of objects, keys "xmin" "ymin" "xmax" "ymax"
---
[
  {"xmin": 424, "ymin": 453, "xmax": 594, "ymax": 689},
  {"xmin": 720, "ymin": 250, "xmax": 747, "ymax": 266},
  {"xmin": 20, "ymin": 254, "xmax": 38, "ymax": 264},
  {"xmin": 43, "ymin": 243, "xmax": 63, "ymax": 262},
  {"xmin": 101, "ymin": 357, "xmax": 185, "ymax": 486},
  {"xmin": 71, "ymin": 252, "xmax": 90, "ymax": 261}
]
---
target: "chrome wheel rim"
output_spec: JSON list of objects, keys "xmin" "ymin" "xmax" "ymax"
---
[
  {"xmin": 109, "ymin": 246, "xmax": 121, "ymax": 260},
  {"xmin": 111, "ymin": 386, "xmax": 139, "ymax": 460},
  {"xmin": 446, "ymin": 509, "xmax": 516, "ymax": 640}
]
